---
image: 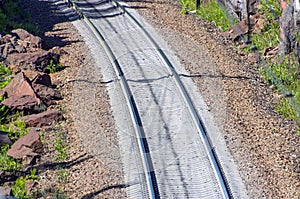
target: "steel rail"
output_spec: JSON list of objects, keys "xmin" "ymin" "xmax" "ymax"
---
[
  {"xmin": 65, "ymin": 0, "xmax": 160, "ymax": 198},
  {"xmin": 109, "ymin": 1, "xmax": 233, "ymax": 198}
]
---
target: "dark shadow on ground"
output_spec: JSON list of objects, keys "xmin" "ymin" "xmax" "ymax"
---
[
  {"xmin": 28, "ymin": 153, "xmax": 93, "ymax": 172},
  {"xmin": 81, "ymin": 184, "xmax": 130, "ymax": 199},
  {"xmin": 179, "ymin": 73, "xmax": 252, "ymax": 80},
  {"xmin": 19, "ymin": 0, "xmax": 83, "ymax": 49}
]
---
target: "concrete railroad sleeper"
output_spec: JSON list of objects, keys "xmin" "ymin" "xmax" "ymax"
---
[{"xmin": 64, "ymin": 0, "xmax": 233, "ymax": 198}]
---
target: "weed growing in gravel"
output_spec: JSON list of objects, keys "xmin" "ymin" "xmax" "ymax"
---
[
  {"xmin": 54, "ymin": 131, "xmax": 68, "ymax": 161},
  {"xmin": 179, "ymin": 0, "xmax": 234, "ymax": 31},
  {"xmin": 12, "ymin": 169, "xmax": 39, "ymax": 199},
  {"xmin": 57, "ymin": 169, "xmax": 69, "ymax": 183},
  {"xmin": 46, "ymin": 60, "xmax": 64, "ymax": 74}
]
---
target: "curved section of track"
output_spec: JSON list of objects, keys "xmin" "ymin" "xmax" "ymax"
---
[{"xmin": 63, "ymin": 0, "xmax": 234, "ymax": 198}]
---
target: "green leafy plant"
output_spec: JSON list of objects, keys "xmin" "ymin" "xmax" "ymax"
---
[
  {"xmin": 53, "ymin": 189, "xmax": 67, "ymax": 199},
  {"xmin": 0, "ymin": 113, "xmax": 30, "ymax": 142},
  {"xmin": 11, "ymin": 169, "xmax": 39, "ymax": 199},
  {"xmin": 179, "ymin": 0, "xmax": 235, "ymax": 31},
  {"xmin": 12, "ymin": 176, "xmax": 28, "ymax": 199},
  {"xmin": 250, "ymin": 23, "xmax": 280, "ymax": 51},
  {"xmin": 259, "ymin": 0, "xmax": 281, "ymax": 20},
  {"xmin": 261, "ymin": 54, "xmax": 300, "ymax": 123},
  {"xmin": 27, "ymin": 168, "xmax": 39, "ymax": 181},
  {"xmin": 54, "ymin": 131, "xmax": 68, "ymax": 161},
  {"xmin": 0, "ymin": 101, "xmax": 9, "ymax": 125},
  {"xmin": 0, "ymin": 63, "xmax": 12, "ymax": 89},
  {"xmin": 0, "ymin": 144, "xmax": 22, "ymax": 172},
  {"xmin": 46, "ymin": 60, "xmax": 64, "ymax": 74},
  {"xmin": 0, "ymin": 0, "xmax": 40, "ymax": 34},
  {"xmin": 57, "ymin": 169, "xmax": 69, "ymax": 183},
  {"xmin": 2, "ymin": 0, "xmax": 19, "ymax": 17}
]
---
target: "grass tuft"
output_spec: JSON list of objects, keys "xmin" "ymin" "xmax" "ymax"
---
[{"xmin": 179, "ymin": 0, "xmax": 234, "ymax": 31}]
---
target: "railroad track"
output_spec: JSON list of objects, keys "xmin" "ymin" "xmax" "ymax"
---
[{"xmin": 59, "ymin": 0, "xmax": 237, "ymax": 198}]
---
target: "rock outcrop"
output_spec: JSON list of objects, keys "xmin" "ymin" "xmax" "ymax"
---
[
  {"xmin": 0, "ymin": 29, "xmax": 60, "ymax": 72},
  {"xmin": 7, "ymin": 128, "xmax": 43, "ymax": 161},
  {"xmin": 22, "ymin": 109, "xmax": 64, "ymax": 127},
  {"xmin": 1, "ymin": 71, "xmax": 62, "ymax": 113},
  {"xmin": 1, "ymin": 72, "xmax": 42, "ymax": 113}
]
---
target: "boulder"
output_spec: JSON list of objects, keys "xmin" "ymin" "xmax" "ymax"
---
[
  {"xmin": 6, "ymin": 50, "xmax": 52, "ymax": 72},
  {"xmin": 30, "ymin": 72, "xmax": 61, "ymax": 106},
  {"xmin": 1, "ymin": 95, "xmax": 39, "ymax": 113},
  {"xmin": 2, "ymin": 43, "xmax": 17, "ymax": 58},
  {"xmin": 4, "ymin": 72, "xmax": 37, "ymax": 99},
  {"xmin": 31, "ymin": 73, "xmax": 52, "ymax": 87},
  {"xmin": 32, "ymin": 84, "xmax": 61, "ymax": 106},
  {"xmin": 21, "ymin": 70, "xmax": 40, "ymax": 81},
  {"xmin": 0, "ymin": 131, "xmax": 12, "ymax": 145},
  {"xmin": 2, "ymin": 72, "xmax": 41, "ymax": 113},
  {"xmin": 1, "ymin": 72, "xmax": 42, "ymax": 113},
  {"xmin": 7, "ymin": 128, "xmax": 43, "ymax": 160},
  {"xmin": 12, "ymin": 29, "xmax": 42, "ymax": 49},
  {"xmin": 0, "ymin": 34, "xmax": 12, "ymax": 45},
  {"xmin": 22, "ymin": 109, "xmax": 64, "ymax": 127}
]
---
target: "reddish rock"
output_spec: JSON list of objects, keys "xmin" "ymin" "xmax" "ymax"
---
[
  {"xmin": 2, "ymin": 72, "xmax": 41, "ymax": 112},
  {"xmin": 1, "ymin": 95, "xmax": 38, "ymax": 113},
  {"xmin": 4, "ymin": 72, "xmax": 39, "ymax": 101},
  {"xmin": 2, "ymin": 43, "xmax": 17, "ymax": 58},
  {"xmin": 7, "ymin": 128, "xmax": 43, "ymax": 159},
  {"xmin": 12, "ymin": 29, "xmax": 42, "ymax": 48},
  {"xmin": 17, "ymin": 40, "xmax": 30, "ymax": 48},
  {"xmin": 6, "ymin": 50, "xmax": 52, "ymax": 72},
  {"xmin": 31, "ymin": 73, "xmax": 52, "ymax": 87},
  {"xmin": 9, "ymin": 64, "xmax": 21, "ymax": 74},
  {"xmin": 22, "ymin": 110, "xmax": 64, "ymax": 127},
  {"xmin": 21, "ymin": 70, "xmax": 40, "ymax": 81},
  {"xmin": 0, "ymin": 131, "xmax": 12, "ymax": 145},
  {"xmin": 32, "ymin": 84, "xmax": 61, "ymax": 106}
]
